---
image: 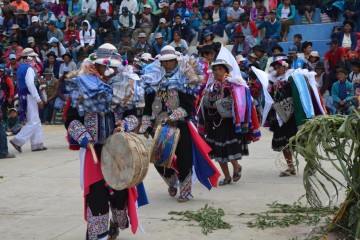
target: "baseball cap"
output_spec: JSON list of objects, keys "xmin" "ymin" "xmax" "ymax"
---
[
  {"xmin": 159, "ymin": 18, "xmax": 166, "ymax": 24},
  {"xmin": 327, "ymin": 38, "xmax": 339, "ymax": 45},
  {"xmin": 122, "ymin": 6, "xmax": 128, "ymax": 12},
  {"xmin": 28, "ymin": 37, "xmax": 35, "ymax": 44},
  {"xmin": 143, "ymin": 4, "xmax": 151, "ymax": 8},
  {"xmin": 31, "ymin": 16, "xmax": 39, "ymax": 22},
  {"xmin": 48, "ymin": 37, "xmax": 59, "ymax": 44},
  {"xmin": 9, "ymin": 54, "xmax": 16, "ymax": 59},
  {"xmin": 269, "ymin": 9, "xmax": 276, "ymax": 14},
  {"xmin": 288, "ymin": 45, "xmax": 297, "ymax": 53},
  {"xmin": 138, "ymin": 32, "xmax": 146, "ymax": 38}
]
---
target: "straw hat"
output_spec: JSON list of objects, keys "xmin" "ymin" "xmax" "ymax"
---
[
  {"xmin": 140, "ymin": 52, "xmax": 155, "ymax": 61},
  {"xmin": 209, "ymin": 59, "xmax": 233, "ymax": 72},
  {"xmin": 309, "ymin": 51, "xmax": 320, "ymax": 59},
  {"xmin": 235, "ymin": 54, "xmax": 245, "ymax": 63},
  {"xmin": 158, "ymin": 45, "xmax": 180, "ymax": 61},
  {"xmin": 21, "ymin": 48, "xmax": 38, "ymax": 57}
]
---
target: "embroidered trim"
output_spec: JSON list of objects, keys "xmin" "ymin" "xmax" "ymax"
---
[
  {"xmin": 215, "ymin": 96, "xmax": 233, "ymax": 118},
  {"xmin": 123, "ymin": 115, "xmax": 138, "ymax": 132},
  {"xmin": 86, "ymin": 207, "xmax": 109, "ymax": 240},
  {"xmin": 160, "ymin": 172, "xmax": 179, "ymax": 188},
  {"xmin": 179, "ymin": 172, "xmax": 192, "ymax": 198},
  {"xmin": 169, "ymin": 107, "xmax": 187, "ymax": 121},
  {"xmin": 68, "ymin": 120, "xmax": 94, "ymax": 144},
  {"xmin": 111, "ymin": 207, "xmax": 129, "ymax": 230}
]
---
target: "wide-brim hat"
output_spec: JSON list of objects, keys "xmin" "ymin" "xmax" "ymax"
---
[
  {"xmin": 249, "ymin": 53, "xmax": 258, "ymax": 59},
  {"xmin": 203, "ymin": 30, "xmax": 214, "ymax": 38},
  {"xmin": 158, "ymin": 45, "xmax": 180, "ymax": 61},
  {"xmin": 11, "ymin": 24, "xmax": 19, "ymax": 29},
  {"xmin": 235, "ymin": 54, "xmax": 245, "ymax": 63},
  {"xmin": 309, "ymin": 51, "xmax": 320, "ymax": 59},
  {"xmin": 343, "ymin": 19, "xmax": 355, "ymax": 29},
  {"xmin": 270, "ymin": 54, "xmax": 290, "ymax": 67},
  {"xmin": 140, "ymin": 52, "xmax": 155, "ymax": 61},
  {"xmin": 21, "ymin": 48, "xmax": 38, "ymax": 57},
  {"xmin": 46, "ymin": 51, "xmax": 57, "ymax": 58},
  {"xmin": 62, "ymin": 52, "xmax": 72, "ymax": 60},
  {"xmin": 94, "ymin": 43, "xmax": 118, "ymax": 65},
  {"xmin": 209, "ymin": 59, "xmax": 233, "ymax": 72}
]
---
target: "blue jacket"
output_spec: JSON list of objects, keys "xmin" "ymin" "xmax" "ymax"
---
[
  {"xmin": 276, "ymin": 4, "xmax": 296, "ymax": 20},
  {"xmin": 331, "ymin": 80, "xmax": 355, "ymax": 103},
  {"xmin": 331, "ymin": 31, "xmax": 358, "ymax": 51},
  {"xmin": 211, "ymin": 7, "xmax": 227, "ymax": 25},
  {"xmin": 16, "ymin": 63, "xmax": 31, "ymax": 94},
  {"xmin": 258, "ymin": 20, "xmax": 282, "ymax": 40}
]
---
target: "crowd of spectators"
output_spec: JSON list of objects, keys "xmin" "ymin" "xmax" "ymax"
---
[{"xmin": 0, "ymin": 0, "xmax": 360, "ymax": 130}]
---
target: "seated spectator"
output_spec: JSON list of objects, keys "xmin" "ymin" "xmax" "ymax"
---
[
  {"xmin": 2, "ymin": 38, "xmax": 23, "ymax": 63},
  {"xmin": 170, "ymin": 31, "xmax": 188, "ymax": 55},
  {"xmin": 172, "ymin": 14, "xmax": 193, "ymax": 44},
  {"xmin": 51, "ymin": 0, "xmax": 68, "ymax": 24},
  {"xmin": 258, "ymin": 10, "xmax": 282, "ymax": 56},
  {"xmin": 314, "ymin": 62, "xmax": 330, "ymax": 110},
  {"xmin": 201, "ymin": 11, "xmax": 213, "ymax": 32},
  {"xmin": 77, "ymin": 20, "xmax": 96, "ymax": 59},
  {"xmin": 5, "ymin": 54, "xmax": 19, "ymax": 71},
  {"xmin": 189, "ymin": 3, "xmax": 203, "ymax": 44},
  {"xmin": 118, "ymin": 32, "xmax": 135, "ymax": 60},
  {"xmin": 197, "ymin": 30, "xmax": 216, "ymax": 55},
  {"xmin": 349, "ymin": 59, "xmax": 360, "ymax": 106},
  {"xmin": 231, "ymin": 32, "xmax": 250, "ymax": 58},
  {"xmin": 6, "ymin": 108, "xmax": 21, "ymax": 136},
  {"xmin": 66, "ymin": 0, "xmax": 83, "ymax": 29},
  {"xmin": 39, "ymin": 6, "xmax": 61, "ymax": 29},
  {"xmin": 331, "ymin": 20, "xmax": 359, "ymax": 60},
  {"xmin": 254, "ymin": 45, "xmax": 268, "ymax": 71},
  {"xmin": 159, "ymin": 2, "xmax": 172, "ymax": 27},
  {"xmin": 171, "ymin": 0, "xmax": 190, "ymax": 20},
  {"xmin": 293, "ymin": 33, "xmax": 302, "ymax": 52},
  {"xmin": 247, "ymin": 52, "xmax": 258, "ymax": 65},
  {"xmin": 10, "ymin": 0, "xmax": 29, "ymax": 12},
  {"xmin": 251, "ymin": 0, "xmax": 268, "ymax": 25},
  {"xmin": 40, "ymin": 41, "xmax": 51, "ymax": 61},
  {"xmin": 48, "ymin": 37, "xmax": 66, "ymax": 60},
  {"xmin": 134, "ymin": 32, "xmax": 153, "ymax": 56},
  {"xmin": 343, "ymin": 0, "xmax": 360, "ymax": 31},
  {"xmin": 30, "ymin": 0, "xmax": 45, "ymax": 16},
  {"xmin": 287, "ymin": 45, "xmax": 306, "ymax": 69},
  {"xmin": 321, "ymin": 0, "xmax": 343, "ymax": 22},
  {"xmin": 209, "ymin": 0, "xmax": 227, "ymax": 37},
  {"xmin": 81, "ymin": 0, "xmax": 97, "ymax": 24},
  {"xmin": 118, "ymin": 7, "xmax": 136, "ymax": 40},
  {"xmin": 59, "ymin": 53, "xmax": 77, "ymax": 78},
  {"xmin": 239, "ymin": 0, "xmax": 253, "ymax": 12},
  {"xmin": 14, "ymin": 10, "xmax": 29, "ymax": 45},
  {"xmin": 138, "ymin": 0, "xmax": 157, "ymax": 14},
  {"xmin": 43, "ymin": 51, "xmax": 61, "ymax": 79},
  {"xmin": 236, "ymin": 54, "xmax": 247, "ymax": 74},
  {"xmin": 47, "ymin": 20, "xmax": 64, "ymax": 42},
  {"xmin": 225, "ymin": 0, "xmax": 245, "ymax": 44},
  {"xmin": 39, "ymin": 68, "xmax": 59, "ymax": 124},
  {"xmin": 154, "ymin": 18, "xmax": 172, "ymax": 43},
  {"xmin": 265, "ymin": 45, "xmax": 284, "ymax": 73},
  {"xmin": 86, "ymin": 0, "xmax": 114, "ymax": 25},
  {"xmin": 299, "ymin": 41, "xmax": 313, "ymax": 61},
  {"xmin": 10, "ymin": 24, "xmax": 22, "ymax": 45},
  {"xmin": 64, "ymin": 22, "xmax": 80, "ymax": 62},
  {"xmin": 119, "ymin": 0, "xmax": 137, "ymax": 15},
  {"xmin": 331, "ymin": 67, "xmax": 355, "ymax": 114},
  {"xmin": 296, "ymin": 0, "xmax": 316, "ymax": 24},
  {"xmin": 97, "ymin": 9, "xmax": 116, "ymax": 45},
  {"xmin": 276, "ymin": 0, "xmax": 296, "ymax": 42},
  {"xmin": 306, "ymin": 51, "xmax": 321, "ymax": 71},
  {"xmin": 152, "ymin": 33, "xmax": 168, "ymax": 56},
  {"xmin": 235, "ymin": 13, "xmax": 259, "ymax": 48},
  {"xmin": 133, "ymin": 4, "xmax": 153, "ymax": 41},
  {"xmin": 0, "ymin": 32, "xmax": 11, "ymax": 53},
  {"xmin": 28, "ymin": 37, "xmax": 41, "ymax": 56},
  {"xmin": 27, "ymin": 16, "xmax": 47, "ymax": 46},
  {"xmin": 325, "ymin": 38, "xmax": 346, "ymax": 88}
]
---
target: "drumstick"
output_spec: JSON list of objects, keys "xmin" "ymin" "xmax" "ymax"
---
[{"xmin": 89, "ymin": 144, "xmax": 98, "ymax": 164}]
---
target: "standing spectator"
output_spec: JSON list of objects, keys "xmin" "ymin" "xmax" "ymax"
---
[
  {"xmin": 331, "ymin": 68, "xmax": 355, "ymax": 114},
  {"xmin": 132, "ymin": 5, "xmax": 153, "ymax": 41},
  {"xmin": 170, "ymin": 31, "xmax": 188, "ymax": 54},
  {"xmin": 343, "ymin": 0, "xmax": 360, "ymax": 31},
  {"xmin": 235, "ymin": 13, "xmax": 259, "ymax": 48},
  {"xmin": 118, "ymin": 7, "xmax": 136, "ymax": 40},
  {"xmin": 0, "ymin": 66, "xmax": 14, "ymax": 121},
  {"xmin": 331, "ymin": 20, "xmax": 358, "ymax": 60},
  {"xmin": 251, "ymin": 0, "xmax": 268, "ymax": 25},
  {"xmin": 287, "ymin": 45, "xmax": 306, "ymax": 69},
  {"xmin": 152, "ymin": 32, "xmax": 168, "ymax": 56},
  {"xmin": 97, "ymin": 9, "xmax": 116, "ymax": 45},
  {"xmin": 59, "ymin": 53, "xmax": 77, "ymax": 77},
  {"xmin": 189, "ymin": 3, "xmax": 202, "ymax": 44},
  {"xmin": 231, "ymin": 32, "xmax": 250, "ymax": 57},
  {"xmin": 258, "ymin": 10, "xmax": 282, "ymax": 56},
  {"xmin": 5, "ymin": 54, "xmax": 20, "ymax": 72},
  {"xmin": 119, "ymin": 0, "xmax": 138, "ymax": 15},
  {"xmin": 27, "ymin": 16, "xmax": 47, "ymax": 46},
  {"xmin": 225, "ymin": 0, "xmax": 244, "ymax": 44},
  {"xmin": 209, "ymin": 0, "xmax": 227, "ymax": 37},
  {"xmin": 10, "ymin": 48, "xmax": 47, "ymax": 153},
  {"xmin": 253, "ymin": 45, "xmax": 268, "ymax": 71},
  {"xmin": 276, "ymin": 0, "xmax": 296, "ymax": 42},
  {"xmin": 118, "ymin": 32, "xmax": 135, "ymax": 60},
  {"xmin": 64, "ymin": 22, "xmax": 80, "ymax": 62},
  {"xmin": 134, "ymin": 32, "xmax": 153, "ymax": 55},
  {"xmin": 78, "ymin": 20, "xmax": 96, "ymax": 58},
  {"xmin": 6, "ymin": 108, "xmax": 21, "ymax": 136},
  {"xmin": 39, "ymin": 68, "xmax": 59, "ymax": 124},
  {"xmin": 153, "ymin": 18, "xmax": 172, "ymax": 43},
  {"xmin": 0, "ymin": 87, "xmax": 15, "ymax": 159},
  {"xmin": 47, "ymin": 20, "xmax": 64, "ymax": 42},
  {"xmin": 10, "ymin": 0, "xmax": 29, "ymax": 12},
  {"xmin": 171, "ymin": 14, "xmax": 193, "ymax": 44}
]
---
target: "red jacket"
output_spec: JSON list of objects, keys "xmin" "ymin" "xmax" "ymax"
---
[
  {"xmin": 64, "ymin": 29, "xmax": 80, "ymax": 45},
  {"xmin": 0, "ymin": 76, "xmax": 14, "ymax": 99},
  {"xmin": 96, "ymin": 2, "xmax": 114, "ymax": 16},
  {"xmin": 235, "ymin": 20, "xmax": 259, "ymax": 38}
]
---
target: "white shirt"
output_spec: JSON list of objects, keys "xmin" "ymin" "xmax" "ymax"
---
[
  {"xmin": 25, "ymin": 67, "xmax": 41, "ymax": 102},
  {"xmin": 281, "ymin": 7, "xmax": 290, "ymax": 19},
  {"xmin": 120, "ymin": 0, "xmax": 138, "ymax": 15},
  {"xmin": 82, "ymin": 0, "xmax": 97, "ymax": 14},
  {"xmin": 342, "ymin": 34, "xmax": 352, "ymax": 48},
  {"xmin": 119, "ymin": 13, "xmax": 136, "ymax": 29},
  {"xmin": 213, "ymin": 10, "xmax": 220, "ymax": 23}
]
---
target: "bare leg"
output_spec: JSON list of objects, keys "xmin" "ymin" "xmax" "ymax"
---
[
  {"xmin": 279, "ymin": 149, "xmax": 296, "ymax": 177},
  {"xmin": 282, "ymin": 30, "xmax": 288, "ymax": 42},
  {"xmin": 219, "ymin": 162, "xmax": 232, "ymax": 185},
  {"xmin": 230, "ymin": 160, "xmax": 241, "ymax": 174}
]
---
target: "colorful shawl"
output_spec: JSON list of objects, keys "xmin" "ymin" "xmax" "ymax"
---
[
  {"xmin": 292, "ymin": 73, "xmax": 315, "ymax": 118},
  {"xmin": 231, "ymin": 84, "xmax": 252, "ymax": 133}
]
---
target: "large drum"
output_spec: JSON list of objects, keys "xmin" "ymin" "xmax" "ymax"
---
[
  {"xmin": 149, "ymin": 125, "xmax": 180, "ymax": 168},
  {"xmin": 101, "ymin": 132, "xmax": 149, "ymax": 190}
]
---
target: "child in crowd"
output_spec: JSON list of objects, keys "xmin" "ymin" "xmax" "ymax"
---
[
  {"xmin": 201, "ymin": 12, "xmax": 212, "ymax": 31},
  {"xmin": 349, "ymin": 60, "xmax": 360, "ymax": 107},
  {"xmin": 6, "ymin": 108, "xmax": 21, "ymax": 136},
  {"xmin": 40, "ymin": 41, "xmax": 51, "ymax": 61},
  {"xmin": 331, "ymin": 68, "xmax": 355, "ymax": 114},
  {"xmin": 293, "ymin": 34, "xmax": 302, "ymax": 53},
  {"xmin": 306, "ymin": 51, "xmax": 320, "ymax": 71}
]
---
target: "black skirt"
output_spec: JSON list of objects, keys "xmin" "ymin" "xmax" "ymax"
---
[{"xmin": 205, "ymin": 118, "xmax": 248, "ymax": 163}]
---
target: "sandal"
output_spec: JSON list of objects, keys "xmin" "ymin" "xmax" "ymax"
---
[
  {"xmin": 218, "ymin": 178, "xmax": 231, "ymax": 186},
  {"xmin": 233, "ymin": 166, "xmax": 242, "ymax": 182},
  {"xmin": 168, "ymin": 187, "xmax": 177, "ymax": 197},
  {"xmin": 279, "ymin": 168, "xmax": 296, "ymax": 177},
  {"xmin": 10, "ymin": 140, "xmax": 22, "ymax": 153},
  {"xmin": 108, "ymin": 220, "xmax": 119, "ymax": 240}
]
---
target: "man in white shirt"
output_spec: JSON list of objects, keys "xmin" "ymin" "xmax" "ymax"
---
[
  {"xmin": 132, "ymin": 4, "xmax": 152, "ymax": 41},
  {"xmin": 82, "ymin": 0, "xmax": 96, "ymax": 21},
  {"xmin": 10, "ymin": 48, "xmax": 47, "ymax": 153},
  {"xmin": 119, "ymin": 0, "xmax": 138, "ymax": 15},
  {"xmin": 118, "ymin": 6, "xmax": 136, "ymax": 39},
  {"xmin": 224, "ymin": 0, "xmax": 244, "ymax": 44},
  {"xmin": 77, "ymin": 20, "xmax": 96, "ymax": 56}
]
